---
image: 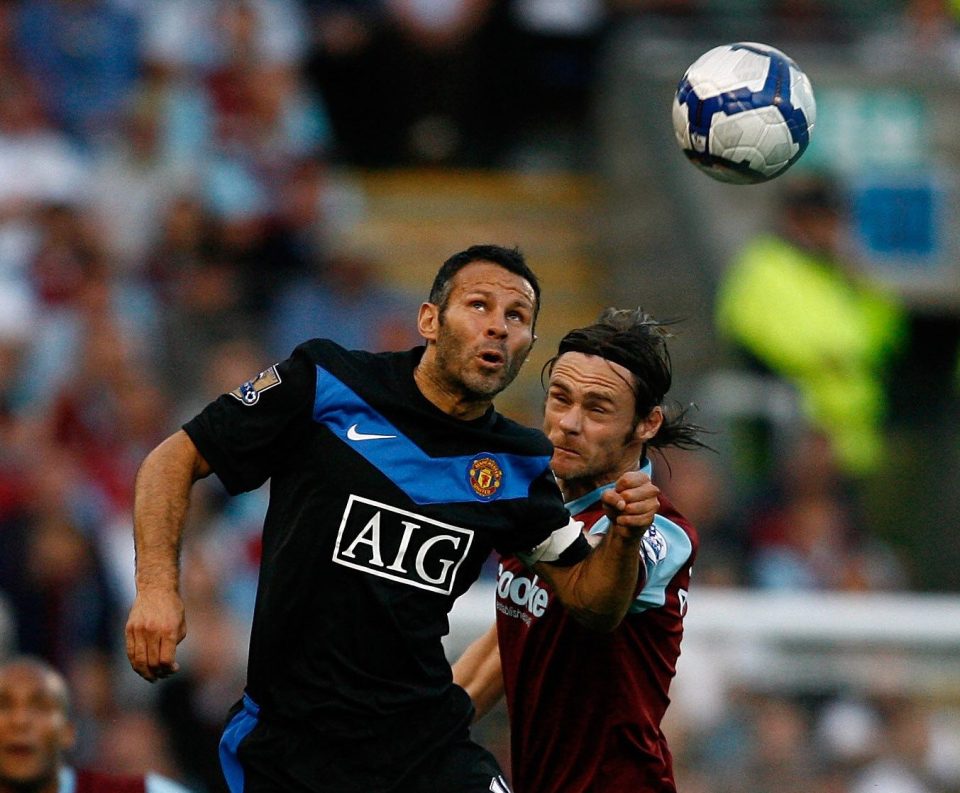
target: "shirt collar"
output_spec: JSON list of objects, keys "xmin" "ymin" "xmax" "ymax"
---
[{"xmin": 563, "ymin": 458, "xmax": 653, "ymax": 512}]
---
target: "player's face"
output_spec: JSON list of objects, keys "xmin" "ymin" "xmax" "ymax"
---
[
  {"xmin": 544, "ymin": 352, "xmax": 661, "ymax": 500},
  {"xmin": 420, "ymin": 261, "xmax": 537, "ymax": 401},
  {"xmin": 0, "ymin": 665, "xmax": 74, "ymax": 790}
]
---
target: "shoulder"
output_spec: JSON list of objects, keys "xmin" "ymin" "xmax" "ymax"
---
[
  {"xmin": 294, "ymin": 340, "xmax": 418, "ymax": 382},
  {"xmin": 656, "ymin": 491, "xmax": 698, "ymax": 551}
]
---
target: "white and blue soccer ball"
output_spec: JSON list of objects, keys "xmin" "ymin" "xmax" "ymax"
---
[{"xmin": 672, "ymin": 42, "xmax": 817, "ymax": 184}]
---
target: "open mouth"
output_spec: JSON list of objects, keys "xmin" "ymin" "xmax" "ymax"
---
[
  {"xmin": 0, "ymin": 743, "xmax": 37, "ymax": 760},
  {"xmin": 478, "ymin": 350, "xmax": 505, "ymax": 367}
]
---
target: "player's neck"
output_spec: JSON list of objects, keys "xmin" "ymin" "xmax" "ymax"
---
[
  {"xmin": 413, "ymin": 360, "xmax": 492, "ymax": 421},
  {"xmin": 558, "ymin": 476, "xmax": 604, "ymax": 503},
  {"xmin": 560, "ymin": 461, "xmax": 641, "ymax": 503}
]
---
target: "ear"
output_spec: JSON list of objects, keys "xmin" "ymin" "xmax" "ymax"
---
[
  {"xmin": 634, "ymin": 406, "xmax": 664, "ymax": 444},
  {"xmin": 417, "ymin": 302, "xmax": 440, "ymax": 342},
  {"xmin": 521, "ymin": 334, "xmax": 537, "ymax": 364}
]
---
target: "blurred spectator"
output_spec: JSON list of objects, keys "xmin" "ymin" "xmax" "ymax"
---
[
  {"xmin": 0, "ymin": 21, "xmax": 89, "ymax": 318},
  {"xmin": 148, "ymin": 206, "xmax": 249, "ymax": 395},
  {"xmin": 267, "ymin": 244, "xmax": 420, "ymax": 357},
  {"xmin": 740, "ymin": 694, "xmax": 819, "ymax": 793},
  {"xmin": 231, "ymin": 155, "xmax": 367, "ymax": 315},
  {"xmin": 0, "ymin": 593, "xmax": 11, "ymax": 660},
  {"xmin": 0, "ymin": 288, "xmax": 36, "ymax": 419},
  {"xmin": 41, "ymin": 298, "xmax": 167, "ymax": 513},
  {"xmin": 687, "ymin": 690, "xmax": 818, "ymax": 793},
  {"xmin": 303, "ymin": 0, "xmax": 393, "ymax": 165},
  {"xmin": 139, "ymin": 0, "xmax": 309, "ymax": 78},
  {"xmin": 846, "ymin": 696, "xmax": 943, "ymax": 793},
  {"xmin": 382, "ymin": 0, "xmax": 494, "ymax": 163},
  {"xmin": 0, "ymin": 444, "xmax": 120, "ymax": 672},
  {"xmin": 0, "ymin": 48, "xmax": 88, "ymax": 211},
  {"xmin": 494, "ymin": 0, "xmax": 607, "ymax": 168},
  {"xmin": 91, "ymin": 709, "xmax": 188, "ymax": 785},
  {"xmin": 0, "ymin": 656, "xmax": 194, "ymax": 792},
  {"xmin": 12, "ymin": 0, "xmax": 141, "ymax": 148},
  {"xmin": 744, "ymin": 429, "xmax": 907, "ymax": 591},
  {"xmin": 12, "ymin": 207, "xmax": 160, "ymax": 421},
  {"xmin": 715, "ymin": 174, "xmax": 908, "ymax": 477},
  {"xmin": 658, "ymin": 448, "xmax": 744, "ymax": 586},
  {"xmin": 28, "ymin": 204, "xmax": 105, "ymax": 310},
  {"xmin": 858, "ymin": 0, "xmax": 960, "ymax": 75},
  {"xmin": 85, "ymin": 89, "xmax": 196, "ymax": 274},
  {"xmin": 305, "ymin": 0, "xmax": 498, "ymax": 165},
  {"xmin": 144, "ymin": 193, "xmax": 217, "ymax": 303}
]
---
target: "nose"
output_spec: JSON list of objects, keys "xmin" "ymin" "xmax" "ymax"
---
[
  {"xmin": 556, "ymin": 406, "xmax": 581, "ymax": 434},
  {"xmin": 485, "ymin": 314, "xmax": 508, "ymax": 338}
]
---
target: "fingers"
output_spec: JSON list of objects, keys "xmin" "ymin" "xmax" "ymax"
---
[
  {"xmin": 601, "ymin": 471, "xmax": 660, "ymax": 530},
  {"xmin": 125, "ymin": 595, "xmax": 186, "ymax": 683}
]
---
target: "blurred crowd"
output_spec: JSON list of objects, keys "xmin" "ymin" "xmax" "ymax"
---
[{"xmin": 1, "ymin": 0, "xmax": 959, "ymax": 791}]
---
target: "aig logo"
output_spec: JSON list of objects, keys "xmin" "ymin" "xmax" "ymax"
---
[{"xmin": 333, "ymin": 495, "xmax": 475, "ymax": 595}]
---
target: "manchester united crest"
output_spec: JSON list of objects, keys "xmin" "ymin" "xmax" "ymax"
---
[{"xmin": 468, "ymin": 454, "xmax": 503, "ymax": 501}]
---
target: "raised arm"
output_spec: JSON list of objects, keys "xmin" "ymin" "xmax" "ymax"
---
[
  {"xmin": 452, "ymin": 622, "xmax": 504, "ymax": 722},
  {"xmin": 534, "ymin": 469, "xmax": 658, "ymax": 632},
  {"xmin": 125, "ymin": 430, "xmax": 212, "ymax": 682}
]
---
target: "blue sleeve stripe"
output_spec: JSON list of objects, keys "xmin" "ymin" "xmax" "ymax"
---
[
  {"xmin": 630, "ymin": 515, "xmax": 693, "ymax": 613},
  {"xmin": 313, "ymin": 366, "xmax": 552, "ymax": 505}
]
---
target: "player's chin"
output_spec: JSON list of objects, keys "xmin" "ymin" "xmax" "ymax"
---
[
  {"xmin": 0, "ymin": 756, "xmax": 44, "ymax": 781},
  {"xmin": 467, "ymin": 367, "xmax": 514, "ymax": 397},
  {"xmin": 549, "ymin": 454, "xmax": 581, "ymax": 480}
]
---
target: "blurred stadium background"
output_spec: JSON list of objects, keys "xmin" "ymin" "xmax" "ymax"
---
[{"xmin": 2, "ymin": 1, "xmax": 960, "ymax": 791}]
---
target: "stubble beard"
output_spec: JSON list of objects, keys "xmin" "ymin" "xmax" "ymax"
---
[{"xmin": 435, "ymin": 339, "xmax": 524, "ymax": 403}]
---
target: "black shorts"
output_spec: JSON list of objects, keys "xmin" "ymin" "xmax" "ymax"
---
[{"xmin": 220, "ymin": 695, "xmax": 513, "ymax": 793}]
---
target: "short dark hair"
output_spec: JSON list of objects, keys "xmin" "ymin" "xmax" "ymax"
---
[
  {"xmin": 544, "ymin": 308, "xmax": 708, "ymax": 451},
  {"xmin": 0, "ymin": 655, "xmax": 72, "ymax": 715},
  {"xmin": 428, "ymin": 245, "xmax": 541, "ymax": 325}
]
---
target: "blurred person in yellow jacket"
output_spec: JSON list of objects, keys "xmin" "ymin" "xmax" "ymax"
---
[{"xmin": 715, "ymin": 175, "xmax": 907, "ymax": 475}]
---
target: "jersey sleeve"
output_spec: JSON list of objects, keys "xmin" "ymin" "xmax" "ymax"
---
[
  {"xmin": 585, "ymin": 513, "xmax": 693, "ymax": 611},
  {"xmin": 182, "ymin": 346, "xmax": 317, "ymax": 494},
  {"xmin": 631, "ymin": 515, "xmax": 693, "ymax": 612}
]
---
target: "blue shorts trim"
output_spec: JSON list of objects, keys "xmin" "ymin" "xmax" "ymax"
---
[{"xmin": 219, "ymin": 694, "xmax": 261, "ymax": 793}]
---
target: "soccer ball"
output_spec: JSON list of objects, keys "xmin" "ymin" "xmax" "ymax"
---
[{"xmin": 672, "ymin": 42, "xmax": 816, "ymax": 184}]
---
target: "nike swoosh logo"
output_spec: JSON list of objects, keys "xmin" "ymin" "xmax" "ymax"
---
[{"xmin": 347, "ymin": 424, "xmax": 397, "ymax": 441}]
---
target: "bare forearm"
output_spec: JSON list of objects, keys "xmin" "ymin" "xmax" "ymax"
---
[
  {"xmin": 535, "ymin": 471, "xmax": 658, "ymax": 631},
  {"xmin": 536, "ymin": 527, "xmax": 643, "ymax": 631},
  {"xmin": 133, "ymin": 430, "xmax": 209, "ymax": 593},
  {"xmin": 452, "ymin": 623, "xmax": 504, "ymax": 721}
]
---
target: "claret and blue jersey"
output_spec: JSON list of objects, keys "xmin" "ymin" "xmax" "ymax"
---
[{"xmin": 495, "ymin": 458, "xmax": 698, "ymax": 793}]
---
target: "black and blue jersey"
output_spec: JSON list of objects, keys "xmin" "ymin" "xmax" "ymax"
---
[{"xmin": 183, "ymin": 339, "xmax": 584, "ymax": 790}]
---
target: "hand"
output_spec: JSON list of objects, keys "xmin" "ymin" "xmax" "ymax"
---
[
  {"xmin": 125, "ymin": 588, "xmax": 186, "ymax": 683},
  {"xmin": 600, "ymin": 470, "xmax": 660, "ymax": 536}
]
